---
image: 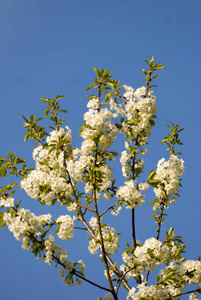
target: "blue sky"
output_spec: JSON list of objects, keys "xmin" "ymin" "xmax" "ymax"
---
[{"xmin": 0, "ymin": 1, "xmax": 201, "ymax": 299}]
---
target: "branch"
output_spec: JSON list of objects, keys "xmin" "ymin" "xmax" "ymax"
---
[
  {"xmin": 130, "ymin": 137, "xmax": 139, "ymax": 252},
  {"xmin": 6, "ymin": 161, "xmax": 27, "ymax": 177},
  {"xmin": 99, "ymin": 200, "xmax": 121, "ymax": 217},
  {"xmin": 74, "ymin": 226, "xmax": 87, "ymax": 230},
  {"xmin": 31, "ymin": 126, "xmax": 44, "ymax": 146},
  {"xmin": 93, "ymin": 149, "xmax": 117, "ymax": 300},
  {"xmin": 156, "ymin": 199, "xmax": 165, "ymax": 240},
  {"xmin": 73, "ymin": 271, "xmax": 112, "ymax": 293},
  {"xmin": 76, "ymin": 202, "xmax": 96, "ymax": 213},
  {"xmin": 52, "ymin": 254, "xmax": 112, "ymax": 293}
]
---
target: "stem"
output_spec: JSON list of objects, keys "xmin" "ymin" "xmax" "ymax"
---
[
  {"xmin": 145, "ymin": 69, "xmax": 153, "ymax": 96},
  {"xmin": 74, "ymin": 226, "xmax": 87, "ymax": 230},
  {"xmin": 31, "ymin": 126, "xmax": 44, "ymax": 146},
  {"xmin": 76, "ymin": 202, "xmax": 96, "ymax": 212},
  {"xmin": 51, "ymin": 103, "xmax": 59, "ymax": 130},
  {"xmin": 130, "ymin": 136, "xmax": 138, "ymax": 252},
  {"xmin": 131, "ymin": 208, "xmax": 136, "ymax": 249},
  {"xmin": 73, "ymin": 272, "xmax": 112, "ymax": 293},
  {"xmin": 156, "ymin": 200, "xmax": 165, "ymax": 240},
  {"xmin": 99, "ymin": 200, "xmax": 121, "ymax": 217},
  {"xmin": 93, "ymin": 150, "xmax": 117, "ymax": 300},
  {"xmin": 8, "ymin": 162, "xmax": 26, "ymax": 177}
]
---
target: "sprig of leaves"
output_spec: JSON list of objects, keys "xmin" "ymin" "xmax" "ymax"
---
[
  {"xmin": 0, "ymin": 152, "xmax": 31, "ymax": 178},
  {"xmin": 86, "ymin": 68, "xmax": 121, "ymax": 104},
  {"xmin": 142, "ymin": 56, "xmax": 165, "ymax": 95},
  {"xmin": 22, "ymin": 114, "xmax": 48, "ymax": 147},
  {"xmin": 41, "ymin": 95, "xmax": 67, "ymax": 131},
  {"xmin": 161, "ymin": 122, "xmax": 184, "ymax": 155}
]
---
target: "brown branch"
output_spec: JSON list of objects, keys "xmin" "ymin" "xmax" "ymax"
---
[
  {"xmin": 156, "ymin": 200, "xmax": 165, "ymax": 240},
  {"xmin": 130, "ymin": 136, "xmax": 139, "ymax": 252},
  {"xmin": 131, "ymin": 208, "xmax": 137, "ymax": 251},
  {"xmin": 73, "ymin": 271, "xmax": 112, "ymax": 293},
  {"xmin": 93, "ymin": 149, "xmax": 117, "ymax": 300},
  {"xmin": 99, "ymin": 200, "xmax": 121, "ymax": 217},
  {"xmin": 76, "ymin": 202, "xmax": 96, "ymax": 212},
  {"xmin": 74, "ymin": 226, "xmax": 87, "ymax": 230},
  {"xmin": 8, "ymin": 161, "xmax": 26, "ymax": 177},
  {"xmin": 31, "ymin": 126, "xmax": 44, "ymax": 146}
]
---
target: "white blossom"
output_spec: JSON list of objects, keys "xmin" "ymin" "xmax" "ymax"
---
[
  {"xmin": 116, "ymin": 180, "xmax": 145, "ymax": 209},
  {"xmin": 0, "ymin": 197, "xmax": 14, "ymax": 207}
]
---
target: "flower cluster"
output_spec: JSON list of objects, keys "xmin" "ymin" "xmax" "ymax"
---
[
  {"xmin": 122, "ymin": 85, "xmax": 157, "ymax": 137},
  {"xmin": 81, "ymin": 98, "xmax": 118, "ymax": 154},
  {"xmin": 121, "ymin": 237, "xmax": 169, "ymax": 279},
  {"xmin": 153, "ymin": 154, "xmax": 184, "ymax": 210},
  {"xmin": 56, "ymin": 215, "xmax": 75, "ymax": 240},
  {"xmin": 3, "ymin": 205, "xmax": 85, "ymax": 286},
  {"xmin": 3, "ymin": 208, "xmax": 51, "ymax": 240},
  {"xmin": 59, "ymin": 259, "xmax": 86, "ymax": 286},
  {"xmin": 44, "ymin": 234, "xmax": 86, "ymax": 286},
  {"xmin": 189, "ymin": 293, "xmax": 199, "ymax": 300},
  {"xmin": 126, "ymin": 283, "xmax": 166, "ymax": 300},
  {"xmin": 44, "ymin": 234, "xmax": 68, "ymax": 264},
  {"xmin": 21, "ymin": 127, "xmax": 73, "ymax": 206},
  {"xmin": 126, "ymin": 260, "xmax": 201, "ymax": 299},
  {"xmin": 0, "ymin": 197, "xmax": 14, "ymax": 207},
  {"xmin": 159, "ymin": 260, "xmax": 201, "ymax": 287},
  {"xmin": 88, "ymin": 217, "xmax": 120, "ymax": 255},
  {"xmin": 116, "ymin": 180, "xmax": 147, "ymax": 209}
]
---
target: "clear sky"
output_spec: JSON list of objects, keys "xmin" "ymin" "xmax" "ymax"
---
[{"xmin": 0, "ymin": 1, "xmax": 201, "ymax": 300}]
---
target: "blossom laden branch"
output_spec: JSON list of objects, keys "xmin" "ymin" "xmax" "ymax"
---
[{"xmin": 1, "ymin": 58, "xmax": 200, "ymax": 300}]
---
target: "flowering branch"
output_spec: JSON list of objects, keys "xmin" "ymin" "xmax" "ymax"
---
[{"xmin": 1, "ymin": 59, "xmax": 200, "ymax": 300}]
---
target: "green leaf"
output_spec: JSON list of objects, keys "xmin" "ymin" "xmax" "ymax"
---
[
  {"xmin": 16, "ymin": 158, "xmax": 25, "ymax": 164},
  {"xmin": 35, "ymin": 117, "xmax": 44, "ymax": 122},
  {"xmin": 7, "ymin": 152, "xmax": 16, "ymax": 159},
  {"xmin": 154, "ymin": 65, "xmax": 166, "ymax": 70},
  {"xmin": 29, "ymin": 114, "xmax": 35, "ymax": 122},
  {"xmin": 166, "ymin": 125, "xmax": 172, "ymax": 131},
  {"xmin": 1, "ymin": 222, "xmax": 6, "ymax": 229},
  {"xmin": 44, "ymin": 107, "xmax": 51, "ymax": 117},
  {"xmin": 93, "ymin": 67, "xmax": 100, "ymax": 77},
  {"xmin": 21, "ymin": 114, "xmax": 29, "ymax": 122},
  {"xmin": 55, "ymin": 95, "xmax": 65, "ymax": 101},
  {"xmin": 168, "ymin": 227, "xmax": 173, "ymax": 236},
  {"xmin": 149, "ymin": 179, "xmax": 161, "ymax": 188},
  {"xmin": 41, "ymin": 97, "xmax": 51, "ymax": 103},
  {"xmin": 148, "ymin": 170, "xmax": 156, "ymax": 181},
  {"xmin": 142, "ymin": 69, "xmax": 147, "ymax": 75},
  {"xmin": 23, "ymin": 123, "xmax": 30, "ymax": 128},
  {"xmin": 86, "ymin": 83, "xmax": 96, "ymax": 92}
]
